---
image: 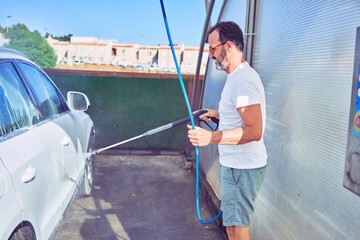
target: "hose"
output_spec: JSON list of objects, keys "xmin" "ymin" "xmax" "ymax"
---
[{"xmin": 159, "ymin": 0, "xmax": 222, "ymax": 225}]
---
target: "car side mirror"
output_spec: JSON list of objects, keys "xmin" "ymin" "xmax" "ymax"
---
[{"xmin": 67, "ymin": 91, "xmax": 90, "ymax": 111}]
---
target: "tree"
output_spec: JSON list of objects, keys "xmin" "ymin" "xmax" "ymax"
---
[
  {"xmin": 51, "ymin": 33, "xmax": 73, "ymax": 42},
  {"xmin": 3, "ymin": 24, "xmax": 57, "ymax": 68}
]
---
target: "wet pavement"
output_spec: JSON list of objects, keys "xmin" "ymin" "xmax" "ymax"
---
[{"xmin": 52, "ymin": 153, "xmax": 226, "ymax": 240}]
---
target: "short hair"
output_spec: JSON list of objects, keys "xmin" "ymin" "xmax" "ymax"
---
[{"xmin": 207, "ymin": 21, "xmax": 244, "ymax": 52}]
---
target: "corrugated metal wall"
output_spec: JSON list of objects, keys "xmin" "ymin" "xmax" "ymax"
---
[
  {"xmin": 250, "ymin": 1, "xmax": 360, "ymax": 239},
  {"xmin": 200, "ymin": 0, "xmax": 360, "ymax": 239}
]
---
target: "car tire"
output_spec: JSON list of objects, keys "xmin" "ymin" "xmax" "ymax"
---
[
  {"xmin": 77, "ymin": 133, "xmax": 94, "ymax": 196},
  {"xmin": 9, "ymin": 225, "xmax": 35, "ymax": 240}
]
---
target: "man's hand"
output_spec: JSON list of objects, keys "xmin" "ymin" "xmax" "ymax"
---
[
  {"xmin": 187, "ymin": 125, "xmax": 213, "ymax": 146},
  {"xmin": 197, "ymin": 109, "xmax": 219, "ymax": 123}
]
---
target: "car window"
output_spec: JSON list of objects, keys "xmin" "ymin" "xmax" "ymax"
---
[
  {"xmin": 18, "ymin": 62, "xmax": 67, "ymax": 119},
  {"xmin": 0, "ymin": 62, "xmax": 40, "ymax": 137}
]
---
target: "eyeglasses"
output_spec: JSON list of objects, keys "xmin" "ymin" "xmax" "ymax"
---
[{"xmin": 209, "ymin": 42, "xmax": 226, "ymax": 55}]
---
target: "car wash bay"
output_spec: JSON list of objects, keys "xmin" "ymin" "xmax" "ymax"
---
[{"xmin": 48, "ymin": 70, "xmax": 226, "ymax": 239}]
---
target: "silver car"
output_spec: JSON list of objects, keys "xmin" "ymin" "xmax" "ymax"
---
[{"xmin": 0, "ymin": 48, "xmax": 95, "ymax": 240}]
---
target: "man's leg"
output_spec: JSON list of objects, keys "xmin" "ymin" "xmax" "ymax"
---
[
  {"xmin": 226, "ymin": 226, "xmax": 250, "ymax": 240},
  {"xmin": 220, "ymin": 166, "xmax": 266, "ymax": 240}
]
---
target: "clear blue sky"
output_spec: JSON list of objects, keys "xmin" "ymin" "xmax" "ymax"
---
[{"xmin": 1, "ymin": 0, "xmax": 225, "ymax": 46}]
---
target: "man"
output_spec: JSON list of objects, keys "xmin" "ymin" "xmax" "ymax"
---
[{"xmin": 187, "ymin": 21, "xmax": 267, "ymax": 240}]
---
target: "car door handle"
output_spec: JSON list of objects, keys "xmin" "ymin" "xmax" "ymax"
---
[
  {"xmin": 22, "ymin": 166, "xmax": 37, "ymax": 183},
  {"xmin": 61, "ymin": 136, "xmax": 70, "ymax": 146}
]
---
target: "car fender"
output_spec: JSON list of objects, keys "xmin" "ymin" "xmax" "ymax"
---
[{"xmin": 68, "ymin": 111, "xmax": 94, "ymax": 171}]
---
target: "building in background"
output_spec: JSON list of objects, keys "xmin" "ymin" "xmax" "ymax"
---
[
  {"xmin": 157, "ymin": 45, "xmax": 182, "ymax": 73},
  {"xmin": 47, "ymin": 36, "xmax": 207, "ymax": 74},
  {"xmin": 181, "ymin": 46, "xmax": 208, "ymax": 74},
  {"xmin": 138, "ymin": 45, "xmax": 158, "ymax": 66}
]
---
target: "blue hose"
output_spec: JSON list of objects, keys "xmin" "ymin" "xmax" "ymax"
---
[{"xmin": 159, "ymin": 0, "xmax": 222, "ymax": 225}]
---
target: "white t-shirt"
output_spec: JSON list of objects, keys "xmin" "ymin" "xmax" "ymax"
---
[{"xmin": 218, "ymin": 61, "xmax": 267, "ymax": 169}]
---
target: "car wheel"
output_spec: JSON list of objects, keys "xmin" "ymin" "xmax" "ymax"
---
[
  {"xmin": 9, "ymin": 225, "xmax": 35, "ymax": 240},
  {"xmin": 77, "ymin": 140, "xmax": 94, "ymax": 196}
]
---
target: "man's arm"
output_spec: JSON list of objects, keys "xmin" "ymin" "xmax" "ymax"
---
[{"xmin": 187, "ymin": 104, "xmax": 263, "ymax": 146}]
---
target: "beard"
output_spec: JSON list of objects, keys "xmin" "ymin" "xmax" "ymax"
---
[
  {"xmin": 215, "ymin": 60, "xmax": 225, "ymax": 71},
  {"xmin": 213, "ymin": 49, "xmax": 228, "ymax": 71}
]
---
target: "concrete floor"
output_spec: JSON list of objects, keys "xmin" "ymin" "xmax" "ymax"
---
[{"xmin": 52, "ymin": 154, "xmax": 226, "ymax": 240}]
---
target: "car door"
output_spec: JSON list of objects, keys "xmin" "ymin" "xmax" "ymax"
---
[
  {"xmin": 17, "ymin": 62, "xmax": 81, "ymax": 223},
  {"xmin": 0, "ymin": 145, "xmax": 23, "ymax": 240},
  {"xmin": 0, "ymin": 61, "xmax": 59, "ymax": 239}
]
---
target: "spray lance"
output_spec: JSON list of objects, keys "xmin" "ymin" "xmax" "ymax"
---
[{"xmin": 93, "ymin": 109, "xmax": 214, "ymax": 155}]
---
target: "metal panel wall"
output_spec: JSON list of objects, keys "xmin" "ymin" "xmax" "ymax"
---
[{"xmin": 250, "ymin": 1, "xmax": 360, "ymax": 239}]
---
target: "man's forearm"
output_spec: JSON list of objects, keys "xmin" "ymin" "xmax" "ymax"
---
[{"xmin": 210, "ymin": 126, "xmax": 262, "ymax": 145}]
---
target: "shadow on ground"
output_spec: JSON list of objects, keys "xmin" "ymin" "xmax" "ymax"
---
[{"xmin": 53, "ymin": 154, "xmax": 226, "ymax": 240}]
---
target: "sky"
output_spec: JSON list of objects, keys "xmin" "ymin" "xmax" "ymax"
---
[{"xmin": 1, "ymin": 0, "xmax": 225, "ymax": 46}]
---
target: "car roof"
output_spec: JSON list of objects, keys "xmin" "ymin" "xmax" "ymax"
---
[{"xmin": 0, "ymin": 48, "xmax": 30, "ymax": 61}]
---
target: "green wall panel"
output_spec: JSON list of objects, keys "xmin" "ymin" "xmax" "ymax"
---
[{"xmin": 50, "ymin": 74, "xmax": 189, "ymax": 152}]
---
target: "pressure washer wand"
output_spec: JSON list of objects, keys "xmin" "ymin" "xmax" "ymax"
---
[{"xmin": 93, "ymin": 109, "xmax": 208, "ymax": 155}]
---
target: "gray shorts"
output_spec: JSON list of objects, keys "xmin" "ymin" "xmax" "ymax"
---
[{"xmin": 220, "ymin": 165, "xmax": 266, "ymax": 227}]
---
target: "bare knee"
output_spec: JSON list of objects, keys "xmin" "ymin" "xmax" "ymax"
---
[{"xmin": 226, "ymin": 226, "xmax": 250, "ymax": 240}]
